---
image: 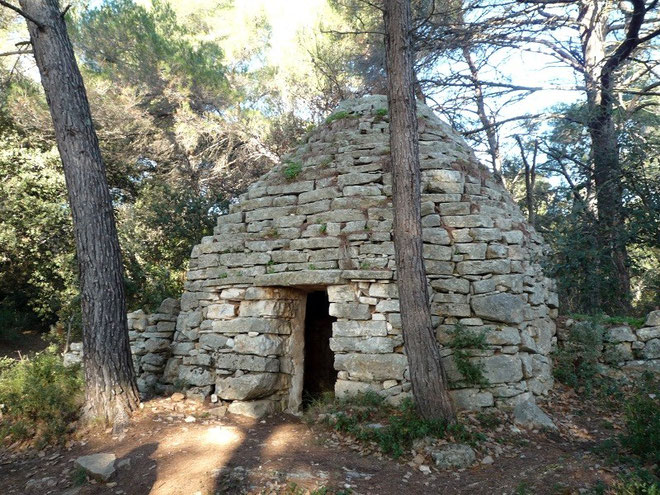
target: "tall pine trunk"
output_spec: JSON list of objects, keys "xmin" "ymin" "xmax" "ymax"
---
[
  {"xmin": 18, "ymin": 0, "xmax": 139, "ymax": 427},
  {"xmin": 383, "ymin": 0, "xmax": 455, "ymax": 421},
  {"xmin": 579, "ymin": 0, "xmax": 631, "ymax": 312}
]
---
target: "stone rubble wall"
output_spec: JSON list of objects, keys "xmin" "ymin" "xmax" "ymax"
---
[
  {"xmin": 61, "ymin": 95, "xmax": 568, "ymax": 417},
  {"xmin": 126, "ymin": 298, "xmax": 180, "ymax": 395},
  {"xmin": 159, "ymin": 95, "xmax": 561, "ymax": 415},
  {"xmin": 559, "ymin": 310, "xmax": 660, "ymax": 376}
]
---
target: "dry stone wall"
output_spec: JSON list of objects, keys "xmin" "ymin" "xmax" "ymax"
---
[
  {"xmin": 152, "ymin": 95, "xmax": 561, "ymax": 415},
  {"xmin": 559, "ymin": 311, "xmax": 660, "ymax": 376},
  {"xmin": 127, "ymin": 298, "xmax": 180, "ymax": 395}
]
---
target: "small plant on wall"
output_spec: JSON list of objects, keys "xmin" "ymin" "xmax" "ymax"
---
[
  {"xmin": 447, "ymin": 324, "xmax": 489, "ymax": 386},
  {"xmin": 283, "ymin": 161, "xmax": 302, "ymax": 180}
]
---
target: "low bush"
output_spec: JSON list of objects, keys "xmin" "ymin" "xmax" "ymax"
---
[
  {"xmin": 447, "ymin": 324, "xmax": 488, "ymax": 386},
  {"xmin": 610, "ymin": 470, "xmax": 660, "ymax": 495},
  {"xmin": 620, "ymin": 373, "xmax": 660, "ymax": 467},
  {"xmin": 0, "ymin": 346, "xmax": 83, "ymax": 445},
  {"xmin": 311, "ymin": 391, "xmax": 481, "ymax": 458},
  {"xmin": 553, "ymin": 320, "xmax": 604, "ymax": 393}
]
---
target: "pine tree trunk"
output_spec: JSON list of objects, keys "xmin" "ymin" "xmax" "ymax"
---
[
  {"xmin": 383, "ymin": 0, "xmax": 455, "ymax": 421},
  {"xmin": 18, "ymin": 0, "xmax": 139, "ymax": 428},
  {"xmin": 589, "ymin": 103, "xmax": 631, "ymax": 312},
  {"xmin": 578, "ymin": 0, "xmax": 631, "ymax": 312}
]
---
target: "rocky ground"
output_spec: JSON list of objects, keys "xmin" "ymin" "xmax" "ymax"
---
[{"xmin": 0, "ymin": 383, "xmax": 642, "ymax": 495}]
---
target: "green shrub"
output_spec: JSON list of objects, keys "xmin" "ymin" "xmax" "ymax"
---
[
  {"xmin": 621, "ymin": 374, "xmax": 660, "ymax": 466},
  {"xmin": 553, "ymin": 320, "xmax": 604, "ymax": 393},
  {"xmin": 315, "ymin": 392, "xmax": 481, "ymax": 458},
  {"xmin": 0, "ymin": 346, "xmax": 83, "ymax": 445},
  {"xmin": 325, "ymin": 110, "xmax": 350, "ymax": 124},
  {"xmin": 447, "ymin": 324, "xmax": 488, "ymax": 386},
  {"xmin": 610, "ymin": 470, "xmax": 660, "ymax": 495},
  {"xmin": 283, "ymin": 161, "xmax": 303, "ymax": 180}
]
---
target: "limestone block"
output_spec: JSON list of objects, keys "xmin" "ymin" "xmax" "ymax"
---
[
  {"xmin": 645, "ymin": 310, "xmax": 660, "ymax": 327},
  {"xmin": 640, "ymin": 339, "xmax": 660, "ymax": 359},
  {"xmin": 233, "ymin": 334, "xmax": 283, "ymax": 356},
  {"xmin": 637, "ymin": 326, "xmax": 660, "ymax": 342},
  {"xmin": 219, "ymin": 252, "xmax": 270, "ymax": 267},
  {"xmin": 267, "ymin": 181, "xmax": 314, "ymax": 195},
  {"xmin": 327, "ymin": 285, "xmax": 358, "ymax": 302},
  {"xmin": 272, "ymin": 215, "xmax": 306, "ymax": 228},
  {"xmin": 334, "ymin": 353, "xmax": 408, "ymax": 380},
  {"xmin": 426, "ymin": 261, "xmax": 454, "ymax": 275},
  {"xmin": 220, "ymin": 288, "xmax": 246, "ymax": 300},
  {"xmin": 369, "ymin": 283, "xmax": 399, "ymax": 298},
  {"xmin": 375, "ymin": 299, "xmax": 399, "ymax": 312},
  {"xmin": 299, "ymin": 187, "xmax": 339, "ymax": 204},
  {"xmin": 513, "ymin": 400, "xmax": 557, "ymax": 430},
  {"xmin": 289, "ymin": 237, "xmax": 341, "ymax": 249},
  {"xmin": 485, "ymin": 326, "xmax": 521, "ymax": 346},
  {"xmin": 344, "ymin": 185, "xmax": 382, "ymax": 196},
  {"xmin": 443, "ymin": 215, "xmax": 494, "ymax": 228},
  {"xmin": 246, "ymin": 239, "xmax": 289, "ymax": 251},
  {"xmin": 432, "ymin": 444, "xmax": 476, "ymax": 469},
  {"xmin": 216, "ymin": 211, "xmax": 244, "ymax": 225},
  {"xmin": 207, "ymin": 303, "xmax": 236, "ymax": 320},
  {"xmin": 604, "ymin": 326, "xmax": 636, "ymax": 343},
  {"xmin": 329, "ymin": 336, "xmax": 401, "ymax": 353},
  {"xmin": 470, "ymin": 228, "xmax": 502, "ymax": 242},
  {"xmin": 422, "ymin": 228, "xmax": 451, "ymax": 245},
  {"xmin": 215, "ymin": 354, "xmax": 279, "ymax": 372},
  {"xmin": 297, "ymin": 199, "xmax": 331, "ymax": 215},
  {"xmin": 74, "ymin": 453, "xmax": 116, "ymax": 482},
  {"xmin": 423, "ymin": 244, "xmax": 453, "ymax": 261},
  {"xmin": 329, "ymin": 302, "xmax": 371, "ymax": 320},
  {"xmin": 179, "ymin": 366, "xmax": 215, "ymax": 386},
  {"xmin": 199, "ymin": 333, "xmax": 229, "ymax": 350},
  {"xmin": 228, "ymin": 399, "xmax": 277, "ymax": 418},
  {"xmin": 271, "ymin": 251, "xmax": 308, "ymax": 263},
  {"xmin": 431, "ymin": 277, "xmax": 470, "ymax": 294},
  {"xmin": 257, "ymin": 270, "xmax": 345, "ymax": 286},
  {"xmin": 486, "ymin": 244, "xmax": 508, "ymax": 259},
  {"xmin": 158, "ymin": 298, "xmax": 180, "ymax": 315},
  {"xmin": 480, "ymin": 355, "xmax": 523, "ymax": 384},
  {"xmin": 145, "ymin": 338, "xmax": 171, "ymax": 353},
  {"xmin": 604, "ymin": 342, "xmax": 634, "ymax": 363},
  {"xmin": 239, "ymin": 300, "xmax": 294, "ymax": 318},
  {"xmin": 333, "ymin": 320, "xmax": 388, "ymax": 337},
  {"xmin": 141, "ymin": 353, "xmax": 166, "ymax": 367},
  {"xmin": 215, "ymin": 373, "xmax": 279, "ymax": 400},
  {"xmin": 245, "ymin": 206, "xmax": 296, "ymax": 223},
  {"xmin": 457, "ymin": 259, "xmax": 510, "ymax": 275},
  {"xmin": 337, "ymin": 172, "xmax": 380, "ymax": 187},
  {"xmin": 455, "ymin": 243, "xmax": 487, "ymax": 260},
  {"xmin": 450, "ymin": 389, "xmax": 494, "ymax": 410},
  {"xmin": 471, "ymin": 293, "xmax": 525, "ymax": 324}
]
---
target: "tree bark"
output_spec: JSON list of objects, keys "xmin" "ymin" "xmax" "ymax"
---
[
  {"xmin": 578, "ymin": 0, "xmax": 631, "ymax": 311},
  {"xmin": 383, "ymin": 0, "xmax": 455, "ymax": 421},
  {"xmin": 17, "ymin": 0, "xmax": 139, "ymax": 427}
]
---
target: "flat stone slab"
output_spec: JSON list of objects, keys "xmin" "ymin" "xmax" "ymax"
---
[
  {"xmin": 74, "ymin": 453, "xmax": 116, "ymax": 481},
  {"xmin": 431, "ymin": 444, "xmax": 476, "ymax": 469},
  {"xmin": 513, "ymin": 400, "xmax": 557, "ymax": 431}
]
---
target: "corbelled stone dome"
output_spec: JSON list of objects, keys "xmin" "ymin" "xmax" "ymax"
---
[{"xmin": 130, "ymin": 95, "xmax": 558, "ymax": 416}]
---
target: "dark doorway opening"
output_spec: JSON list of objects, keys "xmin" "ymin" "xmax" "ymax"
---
[{"xmin": 303, "ymin": 291, "xmax": 337, "ymax": 407}]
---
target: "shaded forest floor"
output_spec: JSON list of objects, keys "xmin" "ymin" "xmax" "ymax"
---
[
  {"xmin": 0, "ymin": 330, "xmax": 48, "ymax": 359},
  {"xmin": 0, "ymin": 385, "xmax": 640, "ymax": 495}
]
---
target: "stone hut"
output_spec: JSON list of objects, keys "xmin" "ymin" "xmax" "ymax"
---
[{"xmin": 138, "ymin": 95, "xmax": 559, "ymax": 417}]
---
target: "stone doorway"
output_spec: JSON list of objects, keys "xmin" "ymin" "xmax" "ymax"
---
[{"xmin": 302, "ymin": 291, "xmax": 337, "ymax": 407}]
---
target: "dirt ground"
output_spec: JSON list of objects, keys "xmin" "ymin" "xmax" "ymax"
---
[{"xmin": 0, "ymin": 384, "xmax": 630, "ymax": 495}]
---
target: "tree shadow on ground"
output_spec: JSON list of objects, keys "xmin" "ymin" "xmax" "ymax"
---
[{"xmin": 112, "ymin": 442, "xmax": 159, "ymax": 494}]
